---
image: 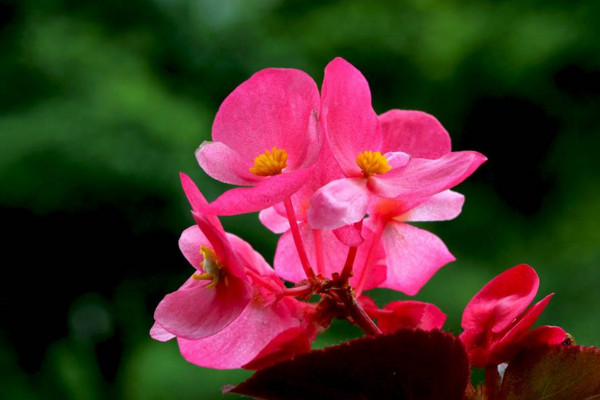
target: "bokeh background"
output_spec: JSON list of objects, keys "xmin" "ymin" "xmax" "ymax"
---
[{"xmin": 1, "ymin": 0, "xmax": 599, "ymax": 398}]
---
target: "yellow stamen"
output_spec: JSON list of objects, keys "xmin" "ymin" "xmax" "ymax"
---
[
  {"xmin": 192, "ymin": 245, "xmax": 223, "ymax": 289},
  {"xmin": 250, "ymin": 147, "xmax": 288, "ymax": 176},
  {"xmin": 356, "ymin": 151, "xmax": 392, "ymax": 177}
]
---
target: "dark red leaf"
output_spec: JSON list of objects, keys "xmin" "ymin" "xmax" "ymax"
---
[
  {"xmin": 225, "ymin": 329, "xmax": 469, "ymax": 400},
  {"xmin": 498, "ymin": 344, "xmax": 600, "ymax": 400}
]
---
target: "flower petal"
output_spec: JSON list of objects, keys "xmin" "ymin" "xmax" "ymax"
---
[
  {"xmin": 154, "ymin": 275, "xmax": 252, "ymax": 340},
  {"xmin": 212, "ymin": 68, "xmax": 321, "ymax": 170},
  {"xmin": 333, "ymin": 223, "xmax": 364, "ymax": 247},
  {"xmin": 380, "ymin": 222, "xmax": 455, "ymax": 295},
  {"xmin": 203, "ymin": 168, "xmax": 314, "ymax": 216},
  {"xmin": 461, "ymin": 264, "xmax": 539, "ymax": 335},
  {"xmin": 403, "ymin": 190, "xmax": 465, "ymax": 222},
  {"xmin": 321, "ymin": 58, "xmax": 381, "ymax": 175},
  {"xmin": 242, "ymin": 326, "xmax": 313, "ymax": 370},
  {"xmin": 259, "ymin": 207, "xmax": 290, "ymax": 234},
  {"xmin": 179, "ymin": 225, "xmax": 209, "ymax": 271},
  {"xmin": 150, "ymin": 321, "xmax": 176, "ymax": 342},
  {"xmin": 177, "ymin": 297, "xmax": 302, "ymax": 369},
  {"xmin": 307, "ymin": 177, "xmax": 370, "ymax": 230},
  {"xmin": 380, "ymin": 110, "xmax": 452, "ymax": 159},
  {"xmin": 387, "ymin": 151, "xmax": 487, "ymax": 200},
  {"xmin": 180, "ymin": 172, "xmax": 224, "ymax": 230},
  {"xmin": 196, "ymin": 141, "xmax": 259, "ymax": 186},
  {"xmin": 377, "ymin": 301, "xmax": 446, "ymax": 334}
]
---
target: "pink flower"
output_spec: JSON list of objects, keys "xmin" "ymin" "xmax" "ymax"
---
[
  {"xmin": 196, "ymin": 68, "xmax": 322, "ymax": 216},
  {"xmin": 362, "ymin": 190, "xmax": 465, "ymax": 296},
  {"xmin": 459, "ymin": 264, "xmax": 566, "ymax": 368},
  {"xmin": 151, "ymin": 176, "xmax": 319, "ymax": 368},
  {"xmin": 152, "ymin": 211, "xmax": 253, "ymax": 341},
  {"xmin": 308, "ymin": 58, "xmax": 486, "ymax": 230}
]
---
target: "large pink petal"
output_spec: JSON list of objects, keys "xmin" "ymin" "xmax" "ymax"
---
[
  {"xmin": 196, "ymin": 142, "xmax": 260, "ymax": 186},
  {"xmin": 387, "ymin": 151, "xmax": 487, "ymax": 200},
  {"xmin": 202, "ymin": 168, "xmax": 313, "ymax": 216},
  {"xmin": 259, "ymin": 207, "xmax": 290, "ymax": 234},
  {"xmin": 177, "ymin": 297, "xmax": 301, "ymax": 369},
  {"xmin": 402, "ymin": 190, "xmax": 465, "ymax": 222},
  {"xmin": 461, "ymin": 264, "xmax": 539, "ymax": 335},
  {"xmin": 212, "ymin": 68, "xmax": 321, "ymax": 170},
  {"xmin": 321, "ymin": 58, "xmax": 381, "ymax": 176},
  {"xmin": 307, "ymin": 177, "xmax": 370, "ymax": 230},
  {"xmin": 380, "ymin": 110, "xmax": 452, "ymax": 159},
  {"xmin": 377, "ymin": 301, "xmax": 446, "ymax": 334},
  {"xmin": 380, "ymin": 222, "xmax": 455, "ymax": 295},
  {"xmin": 154, "ymin": 275, "xmax": 252, "ymax": 340}
]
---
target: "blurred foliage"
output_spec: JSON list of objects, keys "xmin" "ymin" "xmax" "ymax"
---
[{"xmin": 1, "ymin": 0, "xmax": 599, "ymax": 398}]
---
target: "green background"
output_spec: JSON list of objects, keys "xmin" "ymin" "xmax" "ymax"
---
[{"xmin": 1, "ymin": 0, "xmax": 599, "ymax": 398}]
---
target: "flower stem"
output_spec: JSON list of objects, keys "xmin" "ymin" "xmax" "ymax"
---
[
  {"xmin": 283, "ymin": 197, "xmax": 315, "ymax": 280},
  {"xmin": 354, "ymin": 218, "xmax": 385, "ymax": 296},
  {"xmin": 339, "ymin": 220, "xmax": 363, "ymax": 282},
  {"xmin": 312, "ymin": 229, "xmax": 326, "ymax": 276},
  {"xmin": 283, "ymin": 284, "xmax": 314, "ymax": 298},
  {"xmin": 484, "ymin": 365, "xmax": 500, "ymax": 400}
]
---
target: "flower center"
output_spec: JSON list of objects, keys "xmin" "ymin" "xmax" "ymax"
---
[
  {"xmin": 250, "ymin": 147, "xmax": 288, "ymax": 176},
  {"xmin": 356, "ymin": 151, "xmax": 392, "ymax": 177},
  {"xmin": 192, "ymin": 245, "xmax": 227, "ymax": 289}
]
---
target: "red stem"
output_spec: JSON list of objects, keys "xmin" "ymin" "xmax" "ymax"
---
[
  {"xmin": 283, "ymin": 285, "xmax": 314, "ymax": 298},
  {"xmin": 313, "ymin": 229, "xmax": 326, "ymax": 276},
  {"xmin": 355, "ymin": 218, "xmax": 385, "ymax": 297},
  {"xmin": 339, "ymin": 220, "xmax": 363, "ymax": 282},
  {"xmin": 283, "ymin": 197, "xmax": 315, "ymax": 280},
  {"xmin": 485, "ymin": 365, "xmax": 500, "ymax": 400}
]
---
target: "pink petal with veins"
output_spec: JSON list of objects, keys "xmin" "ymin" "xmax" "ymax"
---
[
  {"xmin": 154, "ymin": 275, "xmax": 252, "ymax": 340},
  {"xmin": 211, "ymin": 68, "xmax": 321, "ymax": 170},
  {"xmin": 380, "ymin": 222, "xmax": 455, "ymax": 295},
  {"xmin": 321, "ymin": 58, "xmax": 381, "ymax": 176},
  {"xmin": 380, "ymin": 110, "xmax": 452, "ymax": 159},
  {"xmin": 403, "ymin": 190, "xmax": 465, "ymax": 222},
  {"xmin": 177, "ymin": 297, "xmax": 302, "ymax": 369}
]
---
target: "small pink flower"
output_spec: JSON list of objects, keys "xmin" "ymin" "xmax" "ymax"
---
[
  {"xmin": 459, "ymin": 264, "xmax": 566, "ymax": 368},
  {"xmin": 197, "ymin": 68, "xmax": 322, "ymax": 216},
  {"xmin": 308, "ymin": 58, "xmax": 486, "ymax": 230}
]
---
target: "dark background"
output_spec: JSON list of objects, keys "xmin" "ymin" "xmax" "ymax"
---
[{"xmin": 1, "ymin": 0, "xmax": 599, "ymax": 398}]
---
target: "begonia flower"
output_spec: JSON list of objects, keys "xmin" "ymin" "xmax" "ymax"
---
[
  {"xmin": 459, "ymin": 264, "xmax": 566, "ymax": 368},
  {"xmin": 152, "ymin": 212, "xmax": 252, "ymax": 340},
  {"xmin": 197, "ymin": 68, "xmax": 322, "ymax": 216},
  {"xmin": 361, "ymin": 190, "xmax": 465, "ymax": 296},
  {"xmin": 308, "ymin": 58, "xmax": 486, "ymax": 230}
]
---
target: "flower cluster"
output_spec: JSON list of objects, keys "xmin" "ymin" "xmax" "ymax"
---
[{"xmin": 151, "ymin": 58, "xmax": 565, "ymax": 376}]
